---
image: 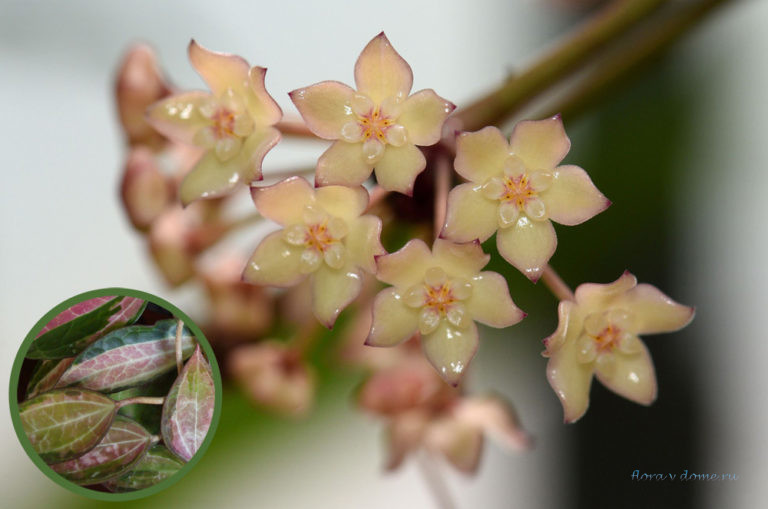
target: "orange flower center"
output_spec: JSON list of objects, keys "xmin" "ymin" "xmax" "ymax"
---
[
  {"xmin": 304, "ymin": 221, "xmax": 337, "ymax": 253},
  {"xmin": 501, "ymin": 174, "xmax": 537, "ymax": 209},
  {"xmin": 210, "ymin": 108, "xmax": 237, "ymax": 139},
  {"xmin": 357, "ymin": 106, "xmax": 395, "ymax": 143},
  {"xmin": 589, "ymin": 324, "xmax": 623, "ymax": 353},
  {"xmin": 423, "ymin": 283, "xmax": 458, "ymax": 316}
]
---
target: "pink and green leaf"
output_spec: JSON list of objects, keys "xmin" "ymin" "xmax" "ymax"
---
[
  {"xmin": 19, "ymin": 389, "xmax": 117, "ymax": 463},
  {"xmin": 26, "ymin": 358, "xmax": 76, "ymax": 399},
  {"xmin": 161, "ymin": 345, "xmax": 215, "ymax": 461},
  {"xmin": 57, "ymin": 320, "xmax": 196, "ymax": 393},
  {"xmin": 104, "ymin": 444, "xmax": 185, "ymax": 492}
]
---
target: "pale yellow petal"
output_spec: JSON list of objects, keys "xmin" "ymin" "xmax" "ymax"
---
[
  {"xmin": 546, "ymin": 334, "xmax": 594, "ymax": 423},
  {"xmin": 243, "ymin": 230, "xmax": 305, "ymax": 287},
  {"xmin": 543, "ymin": 301, "xmax": 580, "ymax": 355},
  {"xmin": 508, "ymin": 115, "xmax": 571, "ymax": 170},
  {"xmin": 454, "ymin": 127, "xmax": 508, "ymax": 183},
  {"xmin": 376, "ymin": 239, "xmax": 432, "ymax": 289},
  {"xmin": 289, "ymin": 80, "xmax": 355, "ymax": 139},
  {"xmin": 574, "ymin": 272, "xmax": 638, "ymax": 313},
  {"xmin": 614, "ymin": 284, "xmax": 694, "ymax": 335},
  {"xmin": 441, "ymin": 183, "xmax": 498, "ymax": 243},
  {"xmin": 354, "ymin": 32, "xmax": 413, "ymax": 104},
  {"xmin": 432, "ymin": 239, "xmax": 489, "ymax": 280},
  {"xmin": 397, "ymin": 89, "xmax": 455, "ymax": 146},
  {"xmin": 179, "ymin": 126, "xmax": 280, "ymax": 205},
  {"xmin": 421, "ymin": 321, "xmax": 479, "ymax": 386},
  {"xmin": 146, "ymin": 91, "xmax": 210, "ymax": 145},
  {"xmin": 315, "ymin": 185, "xmax": 368, "ymax": 220},
  {"xmin": 543, "ymin": 165, "xmax": 610, "ymax": 226},
  {"xmin": 251, "ymin": 176, "xmax": 314, "ymax": 226},
  {"xmin": 346, "ymin": 215, "xmax": 385, "ymax": 274},
  {"xmin": 465, "ymin": 272, "xmax": 525, "ymax": 328},
  {"xmin": 424, "ymin": 418, "xmax": 483, "ymax": 474},
  {"xmin": 188, "ymin": 40, "xmax": 250, "ymax": 97},
  {"xmin": 496, "ymin": 217, "xmax": 557, "ymax": 282},
  {"xmin": 246, "ymin": 66, "xmax": 282, "ymax": 126},
  {"xmin": 367, "ymin": 288, "xmax": 419, "ymax": 347},
  {"xmin": 311, "ymin": 265, "xmax": 363, "ymax": 328},
  {"xmin": 374, "ymin": 144, "xmax": 426, "ymax": 195},
  {"xmin": 316, "ymin": 141, "xmax": 372, "ymax": 187},
  {"xmin": 594, "ymin": 341, "xmax": 657, "ymax": 406}
]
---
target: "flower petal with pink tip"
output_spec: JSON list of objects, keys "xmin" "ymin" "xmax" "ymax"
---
[
  {"xmin": 354, "ymin": 32, "xmax": 413, "ymax": 104},
  {"xmin": 432, "ymin": 239, "xmax": 490, "ymax": 279},
  {"xmin": 509, "ymin": 115, "xmax": 571, "ymax": 170},
  {"xmin": 188, "ymin": 40, "xmax": 250, "ymax": 97},
  {"xmin": 179, "ymin": 126, "xmax": 280, "ymax": 205},
  {"xmin": 454, "ymin": 127, "xmax": 509, "ymax": 183},
  {"xmin": 367, "ymin": 288, "xmax": 419, "ymax": 347},
  {"xmin": 289, "ymin": 81, "xmax": 355, "ymax": 140},
  {"xmin": 397, "ymin": 89, "xmax": 455, "ymax": 146},
  {"xmin": 465, "ymin": 272, "xmax": 525, "ymax": 328},
  {"xmin": 316, "ymin": 141, "xmax": 372, "ymax": 187},
  {"xmin": 311, "ymin": 265, "xmax": 363, "ymax": 328},
  {"xmin": 373, "ymin": 144, "xmax": 426, "ymax": 195},
  {"xmin": 615, "ymin": 284, "xmax": 695, "ymax": 335},
  {"xmin": 376, "ymin": 239, "xmax": 432, "ymax": 289},
  {"xmin": 346, "ymin": 216, "xmax": 385, "ymax": 274},
  {"xmin": 544, "ymin": 165, "xmax": 610, "ymax": 226},
  {"xmin": 594, "ymin": 342, "xmax": 657, "ymax": 406},
  {"xmin": 146, "ymin": 91, "xmax": 210, "ymax": 145},
  {"xmin": 243, "ymin": 230, "xmax": 305, "ymax": 287},
  {"xmin": 251, "ymin": 176, "xmax": 315, "ymax": 225},
  {"xmin": 546, "ymin": 333, "xmax": 594, "ymax": 423},
  {"xmin": 421, "ymin": 321, "xmax": 479, "ymax": 386},
  {"xmin": 441, "ymin": 183, "xmax": 498, "ymax": 243},
  {"xmin": 496, "ymin": 217, "xmax": 557, "ymax": 282},
  {"xmin": 315, "ymin": 185, "xmax": 369, "ymax": 220}
]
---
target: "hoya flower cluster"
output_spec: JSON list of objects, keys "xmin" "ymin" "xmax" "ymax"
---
[{"xmin": 116, "ymin": 29, "xmax": 694, "ymax": 476}]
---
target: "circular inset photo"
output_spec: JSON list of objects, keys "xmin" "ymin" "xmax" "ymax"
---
[{"xmin": 9, "ymin": 288, "xmax": 222, "ymax": 501}]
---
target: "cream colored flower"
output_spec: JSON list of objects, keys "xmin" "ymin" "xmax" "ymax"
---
[
  {"xmin": 147, "ymin": 40, "xmax": 282, "ymax": 205},
  {"xmin": 543, "ymin": 272, "xmax": 694, "ymax": 423},
  {"xmin": 243, "ymin": 177, "xmax": 384, "ymax": 327},
  {"xmin": 368, "ymin": 239, "xmax": 524, "ymax": 385},
  {"xmin": 442, "ymin": 117, "xmax": 610, "ymax": 281},
  {"xmin": 289, "ymin": 32, "xmax": 455, "ymax": 195}
]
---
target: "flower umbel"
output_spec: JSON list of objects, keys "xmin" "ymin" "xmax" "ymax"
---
[
  {"xmin": 290, "ymin": 32, "xmax": 455, "ymax": 195},
  {"xmin": 147, "ymin": 40, "xmax": 282, "ymax": 205},
  {"xmin": 442, "ymin": 117, "xmax": 610, "ymax": 281},
  {"xmin": 243, "ymin": 177, "xmax": 384, "ymax": 328},
  {"xmin": 543, "ymin": 272, "xmax": 694, "ymax": 423},
  {"xmin": 368, "ymin": 239, "xmax": 525, "ymax": 385}
]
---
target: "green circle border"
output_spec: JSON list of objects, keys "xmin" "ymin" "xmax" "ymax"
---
[{"xmin": 8, "ymin": 287, "xmax": 223, "ymax": 502}]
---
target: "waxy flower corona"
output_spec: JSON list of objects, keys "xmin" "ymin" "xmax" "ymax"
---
[{"xmin": 290, "ymin": 32, "xmax": 455, "ymax": 195}]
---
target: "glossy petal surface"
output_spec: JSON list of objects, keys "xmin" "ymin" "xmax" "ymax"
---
[
  {"xmin": 496, "ymin": 217, "xmax": 557, "ymax": 282},
  {"xmin": 367, "ymin": 288, "xmax": 419, "ymax": 347},
  {"xmin": 373, "ymin": 144, "xmax": 426, "ymax": 195},
  {"xmin": 615, "ymin": 284, "xmax": 695, "ymax": 334},
  {"xmin": 251, "ymin": 176, "xmax": 315, "ymax": 225},
  {"xmin": 543, "ymin": 165, "xmax": 610, "ymax": 226},
  {"xmin": 508, "ymin": 115, "xmax": 570, "ymax": 170},
  {"xmin": 421, "ymin": 321, "xmax": 479, "ymax": 386},
  {"xmin": 546, "ymin": 333, "xmax": 594, "ymax": 423},
  {"xmin": 432, "ymin": 239, "xmax": 490, "ymax": 278},
  {"xmin": 289, "ymin": 81, "xmax": 355, "ymax": 139},
  {"xmin": 188, "ymin": 40, "xmax": 249, "ymax": 97},
  {"xmin": 441, "ymin": 183, "xmax": 497, "ymax": 243},
  {"xmin": 354, "ymin": 32, "xmax": 413, "ymax": 103},
  {"xmin": 376, "ymin": 239, "xmax": 432, "ymax": 288},
  {"xmin": 311, "ymin": 265, "xmax": 363, "ymax": 328},
  {"xmin": 146, "ymin": 91, "xmax": 210, "ymax": 145},
  {"xmin": 315, "ymin": 185, "xmax": 369, "ymax": 220},
  {"xmin": 243, "ymin": 231, "xmax": 304, "ymax": 287},
  {"xmin": 454, "ymin": 127, "xmax": 508, "ymax": 183},
  {"xmin": 246, "ymin": 66, "xmax": 282, "ymax": 126},
  {"xmin": 316, "ymin": 141, "xmax": 371, "ymax": 187},
  {"xmin": 594, "ymin": 342, "xmax": 657, "ymax": 406},
  {"xmin": 397, "ymin": 89, "xmax": 454, "ymax": 146},
  {"xmin": 345, "ymin": 216, "xmax": 385, "ymax": 274},
  {"xmin": 466, "ymin": 272, "xmax": 525, "ymax": 328}
]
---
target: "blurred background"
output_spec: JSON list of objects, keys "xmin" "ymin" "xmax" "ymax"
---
[{"xmin": 0, "ymin": 0, "xmax": 765, "ymax": 507}]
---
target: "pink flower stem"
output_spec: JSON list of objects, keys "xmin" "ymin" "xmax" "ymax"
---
[
  {"xmin": 116, "ymin": 396, "xmax": 166, "ymax": 409},
  {"xmin": 434, "ymin": 155, "xmax": 451, "ymax": 240},
  {"xmin": 275, "ymin": 118, "xmax": 315, "ymax": 138},
  {"xmin": 175, "ymin": 318, "xmax": 184, "ymax": 374},
  {"xmin": 541, "ymin": 264, "xmax": 575, "ymax": 302},
  {"xmin": 417, "ymin": 452, "xmax": 457, "ymax": 509}
]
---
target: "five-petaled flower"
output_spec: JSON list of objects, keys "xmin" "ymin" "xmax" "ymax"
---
[
  {"xmin": 243, "ymin": 177, "xmax": 384, "ymax": 328},
  {"xmin": 289, "ymin": 32, "xmax": 455, "ymax": 195},
  {"xmin": 367, "ymin": 238, "xmax": 525, "ymax": 385},
  {"xmin": 147, "ymin": 40, "xmax": 282, "ymax": 205},
  {"xmin": 543, "ymin": 271, "xmax": 694, "ymax": 423},
  {"xmin": 442, "ymin": 117, "xmax": 610, "ymax": 281}
]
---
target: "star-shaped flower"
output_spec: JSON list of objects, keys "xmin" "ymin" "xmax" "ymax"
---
[
  {"xmin": 147, "ymin": 40, "xmax": 282, "ymax": 205},
  {"xmin": 243, "ymin": 177, "xmax": 384, "ymax": 328},
  {"xmin": 367, "ymin": 238, "xmax": 525, "ymax": 385},
  {"xmin": 543, "ymin": 272, "xmax": 694, "ymax": 423},
  {"xmin": 442, "ymin": 117, "xmax": 610, "ymax": 281},
  {"xmin": 289, "ymin": 32, "xmax": 455, "ymax": 195}
]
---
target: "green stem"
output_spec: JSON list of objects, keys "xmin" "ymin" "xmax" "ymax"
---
[{"xmin": 454, "ymin": 0, "xmax": 666, "ymax": 130}]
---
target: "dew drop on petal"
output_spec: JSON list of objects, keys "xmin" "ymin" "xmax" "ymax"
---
[
  {"xmin": 283, "ymin": 224, "xmax": 307, "ymax": 246},
  {"xmin": 524, "ymin": 197, "xmax": 547, "ymax": 220},
  {"xmin": 424, "ymin": 267, "xmax": 447, "ymax": 287},
  {"xmin": 362, "ymin": 138, "xmax": 384, "ymax": 164},
  {"xmin": 481, "ymin": 178, "xmax": 505, "ymax": 200},
  {"xmin": 341, "ymin": 122, "xmax": 364, "ymax": 143},
  {"xmin": 403, "ymin": 286, "xmax": 426, "ymax": 308},
  {"xmin": 418, "ymin": 308, "xmax": 441, "ymax": 335},
  {"xmin": 385, "ymin": 124, "xmax": 408, "ymax": 147},
  {"xmin": 215, "ymin": 137, "xmax": 242, "ymax": 161},
  {"xmin": 446, "ymin": 304, "xmax": 469, "ymax": 328},
  {"xmin": 576, "ymin": 334, "xmax": 597, "ymax": 364},
  {"xmin": 498, "ymin": 203, "xmax": 520, "ymax": 228},
  {"xmin": 351, "ymin": 94, "xmax": 374, "ymax": 117},
  {"xmin": 299, "ymin": 249, "xmax": 322, "ymax": 274},
  {"xmin": 504, "ymin": 155, "xmax": 526, "ymax": 177},
  {"xmin": 323, "ymin": 243, "xmax": 347, "ymax": 269},
  {"xmin": 451, "ymin": 278, "xmax": 473, "ymax": 300}
]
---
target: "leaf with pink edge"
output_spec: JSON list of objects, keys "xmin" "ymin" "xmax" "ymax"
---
[
  {"xmin": 50, "ymin": 416, "xmax": 152, "ymax": 485},
  {"xmin": 26, "ymin": 358, "xmax": 75, "ymax": 399},
  {"xmin": 19, "ymin": 389, "xmax": 117, "ymax": 463},
  {"xmin": 56, "ymin": 320, "xmax": 196, "ymax": 393},
  {"xmin": 161, "ymin": 345, "xmax": 215, "ymax": 461},
  {"xmin": 104, "ymin": 444, "xmax": 185, "ymax": 492},
  {"xmin": 28, "ymin": 296, "xmax": 147, "ymax": 359}
]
